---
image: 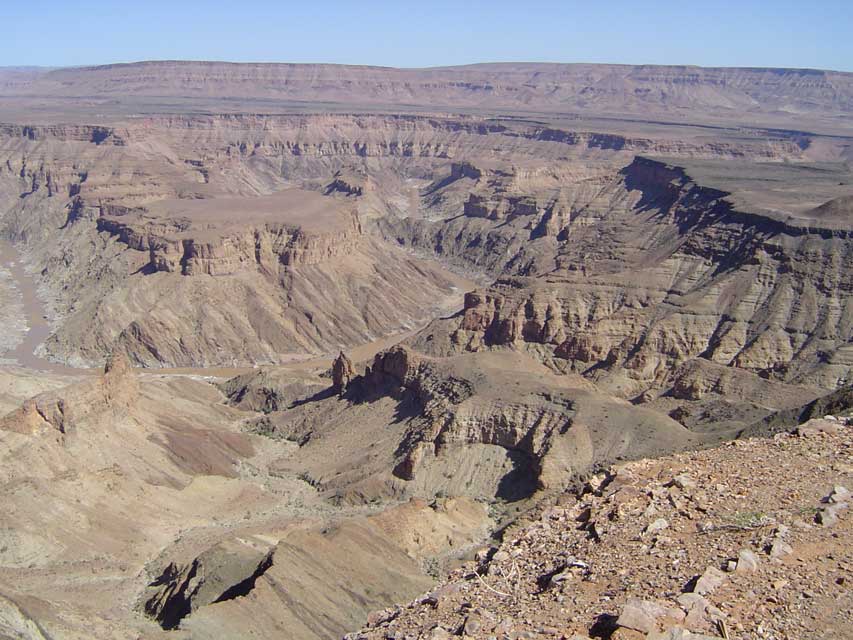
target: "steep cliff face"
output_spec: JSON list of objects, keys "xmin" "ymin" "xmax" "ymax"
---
[
  {"xmin": 96, "ymin": 207, "xmax": 363, "ymax": 275},
  {"xmin": 407, "ymin": 157, "xmax": 853, "ymax": 397},
  {"xmin": 381, "ymin": 160, "xmax": 631, "ymax": 276},
  {"xmin": 96, "ymin": 236, "xmax": 467, "ymax": 368}
]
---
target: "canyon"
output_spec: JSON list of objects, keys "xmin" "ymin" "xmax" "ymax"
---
[{"xmin": 0, "ymin": 61, "xmax": 850, "ymax": 639}]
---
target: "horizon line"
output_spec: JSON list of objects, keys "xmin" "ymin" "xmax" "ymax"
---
[{"xmin": 3, "ymin": 59, "xmax": 851, "ymax": 75}]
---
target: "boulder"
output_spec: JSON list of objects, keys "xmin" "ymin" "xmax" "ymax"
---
[
  {"xmin": 826, "ymin": 485, "xmax": 851, "ymax": 504},
  {"xmin": 616, "ymin": 602, "xmax": 658, "ymax": 634},
  {"xmin": 736, "ymin": 548, "xmax": 759, "ymax": 572},
  {"xmin": 692, "ymin": 566, "xmax": 726, "ymax": 595},
  {"xmin": 644, "ymin": 518, "xmax": 670, "ymax": 535},
  {"xmin": 769, "ymin": 540, "xmax": 793, "ymax": 559},
  {"xmin": 817, "ymin": 502, "xmax": 848, "ymax": 526},
  {"xmin": 616, "ymin": 598, "xmax": 685, "ymax": 634}
]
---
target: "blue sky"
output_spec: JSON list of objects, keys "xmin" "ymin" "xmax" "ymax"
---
[{"xmin": 3, "ymin": 0, "xmax": 852, "ymax": 71}]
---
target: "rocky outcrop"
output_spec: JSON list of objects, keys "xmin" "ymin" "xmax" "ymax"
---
[
  {"xmin": 361, "ymin": 347, "xmax": 475, "ymax": 420},
  {"xmin": 143, "ymin": 539, "xmax": 274, "ymax": 630},
  {"xmin": 332, "ymin": 351, "xmax": 356, "ymax": 394},
  {"xmin": 0, "ymin": 592, "xmax": 51, "ymax": 640},
  {"xmin": 667, "ymin": 359, "xmax": 817, "ymax": 404},
  {"xmin": 219, "ymin": 368, "xmax": 327, "ymax": 413},
  {"xmin": 326, "ymin": 171, "xmax": 370, "ymax": 197},
  {"xmin": 349, "ymin": 348, "xmax": 692, "ymax": 496},
  {"xmin": 743, "ymin": 383, "xmax": 853, "ymax": 437},
  {"xmin": 463, "ymin": 193, "xmax": 542, "ymax": 222},
  {"xmin": 0, "ymin": 351, "xmax": 138, "ymax": 435},
  {"xmin": 139, "ymin": 510, "xmax": 476, "ymax": 639}
]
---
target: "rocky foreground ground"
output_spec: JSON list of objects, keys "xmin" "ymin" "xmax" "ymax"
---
[{"xmin": 352, "ymin": 417, "xmax": 853, "ymax": 640}]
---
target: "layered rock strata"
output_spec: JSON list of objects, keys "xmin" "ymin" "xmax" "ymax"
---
[{"xmin": 406, "ymin": 157, "xmax": 853, "ymax": 396}]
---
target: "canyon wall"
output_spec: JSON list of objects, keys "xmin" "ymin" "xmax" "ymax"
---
[
  {"xmin": 403, "ymin": 156, "xmax": 853, "ymax": 397},
  {"xmin": 0, "ymin": 110, "xmax": 849, "ymax": 375}
]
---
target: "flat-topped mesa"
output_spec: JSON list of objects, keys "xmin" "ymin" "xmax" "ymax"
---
[
  {"xmin": 0, "ymin": 123, "xmax": 124, "ymax": 145},
  {"xmin": 96, "ymin": 189, "xmax": 364, "ymax": 275},
  {"xmin": 624, "ymin": 156, "xmax": 853, "ymax": 236},
  {"xmin": 11, "ymin": 61, "xmax": 853, "ymax": 120}
]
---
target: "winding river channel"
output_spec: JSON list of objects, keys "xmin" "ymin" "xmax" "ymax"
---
[{"xmin": 0, "ymin": 239, "xmax": 79, "ymax": 374}]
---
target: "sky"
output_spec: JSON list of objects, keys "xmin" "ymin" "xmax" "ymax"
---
[{"xmin": 3, "ymin": 0, "xmax": 852, "ymax": 72}]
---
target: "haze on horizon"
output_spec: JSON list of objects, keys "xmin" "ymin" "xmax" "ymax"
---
[{"xmin": 3, "ymin": 0, "xmax": 853, "ymax": 72}]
